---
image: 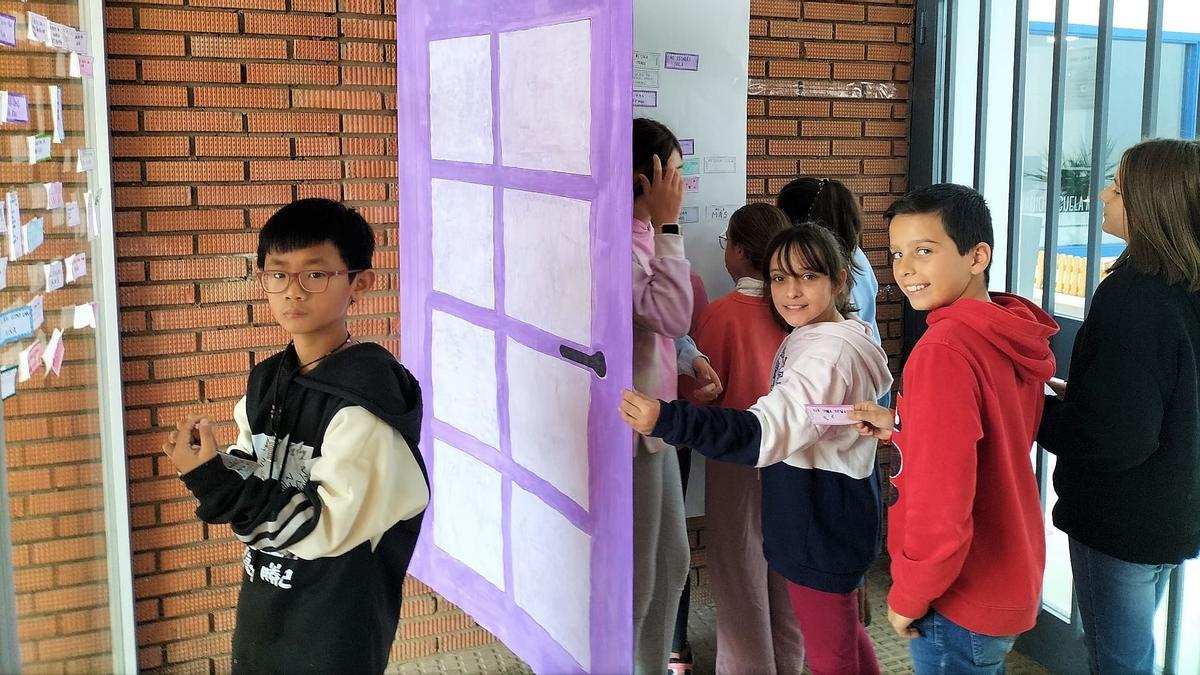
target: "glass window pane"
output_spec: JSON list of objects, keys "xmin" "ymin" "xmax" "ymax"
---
[{"xmin": 1, "ymin": 3, "xmax": 126, "ymax": 670}]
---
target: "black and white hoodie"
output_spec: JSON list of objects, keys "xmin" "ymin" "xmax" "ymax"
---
[{"xmin": 181, "ymin": 342, "xmax": 429, "ymax": 674}]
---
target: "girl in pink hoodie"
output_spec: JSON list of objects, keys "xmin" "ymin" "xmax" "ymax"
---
[{"xmin": 630, "ymin": 118, "xmax": 694, "ymax": 674}]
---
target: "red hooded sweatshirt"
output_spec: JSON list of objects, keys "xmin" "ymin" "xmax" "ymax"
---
[{"xmin": 887, "ymin": 293, "xmax": 1058, "ymax": 637}]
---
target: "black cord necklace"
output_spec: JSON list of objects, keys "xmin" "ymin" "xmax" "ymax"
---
[{"xmin": 265, "ymin": 333, "xmax": 354, "ymax": 481}]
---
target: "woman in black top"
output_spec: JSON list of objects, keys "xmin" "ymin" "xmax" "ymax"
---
[{"xmin": 1038, "ymin": 138, "xmax": 1200, "ymax": 675}]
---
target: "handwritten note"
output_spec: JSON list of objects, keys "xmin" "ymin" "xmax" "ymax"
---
[
  {"xmin": 29, "ymin": 295, "xmax": 44, "ymax": 331},
  {"xmin": 65, "ymin": 201, "xmax": 80, "ymax": 227},
  {"xmin": 706, "ymin": 204, "xmax": 741, "ymax": 225},
  {"xmin": 633, "ymin": 90, "xmax": 657, "ymax": 108},
  {"xmin": 44, "ymin": 181, "xmax": 63, "ymax": 209},
  {"xmin": 76, "ymin": 149, "xmax": 95, "ymax": 173},
  {"xmin": 683, "ymin": 176, "xmax": 700, "ymax": 193},
  {"xmin": 804, "ymin": 404, "xmax": 857, "ymax": 426},
  {"xmin": 23, "ymin": 217, "xmax": 44, "ymax": 255},
  {"xmin": 26, "ymin": 12, "xmax": 49, "ymax": 44},
  {"xmin": 0, "ymin": 257, "xmax": 7, "ymax": 290},
  {"xmin": 73, "ymin": 30, "xmax": 88, "ymax": 55},
  {"xmin": 0, "ymin": 366, "xmax": 15, "ymax": 399},
  {"xmin": 0, "ymin": 14, "xmax": 16, "ymax": 47},
  {"xmin": 6, "ymin": 211, "xmax": 24, "ymax": 260},
  {"xmin": 65, "ymin": 252, "xmax": 86, "ymax": 283},
  {"xmin": 5, "ymin": 93, "xmax": 28, "ymax": 123},
  {"xmin": 44, "ymin": 328, "xmax": 64, "ymax": 375},
  {"xmin": 681, "ymin": 158, "xmax": 702, "ymax": 176},
  {"xmin": 704, "ymin": 156, "xmax": 737, "ymax": 174},
  {"xmin": 633, "ymin": 51, "xmax": 661, "ymax": 69},
  {"xmin": 0, "ymin": 307, "xmax": 34, "ymax": 345},
  {"xmin": 678, "ymin": 206, "xmax": 700, "ymax": 224},
  {"xmin": 5, "ymin": 192, "xmax": 19, "ymax": 236},
  {"xmin": 27, "ymin": 134, "xmax": 51, "ymax": 163},
  {"xmin": 634, "ymin": 68, "xmax": 659, "ymax": 89},
  {"xmin": 44, "ymin": 260, "xmax": 64, "ymax": 292},
  {"xmin": 69, "ymin": 53, "xmax": 93, "ymax": 79},
  {"xmin": 47, "ymin": 22, "xmax": 70, "ymax": 51},
  {"xmin": 49, "ymin": 86, "xmax": 64, "ymax": 142},
  {"xmin": 664, "ymin": 52, "xmax": 700, "ymax": 71},
  {"xmin": 678, "ymin": 139, "xmax": 695, "ymax": 156},
  {"xmin": 20, "ymin": 340, "xmax": 45, "ymax": 381}
]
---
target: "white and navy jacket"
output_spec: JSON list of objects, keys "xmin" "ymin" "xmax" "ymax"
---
[
  {"xmin": 181, "ymin": 342, "xmax": 429, "ymax": 674},
  {"xmin": 653, "ymin": 319, "xmax": 892, "ymax": 593}
]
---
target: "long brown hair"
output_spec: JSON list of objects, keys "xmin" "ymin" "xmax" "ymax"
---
[
  {"xmin": 727, "ymin": 203, "xmax": 791, "ymax": 272},
  {"xmin": 776, "ymin": 177, "xmax": 866, "ymax": 276},
  {"xmin": 1112, "ymin": 138, "xmax": 1200, "ymax": 292},
  {"xmin": 761, "ymin": 223, "xmax": 854, "ymax": 331}
]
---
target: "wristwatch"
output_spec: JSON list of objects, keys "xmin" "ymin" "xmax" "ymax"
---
[{"xmin": 660, "ymin": 223, "xmax": 680, "ymax": 235}]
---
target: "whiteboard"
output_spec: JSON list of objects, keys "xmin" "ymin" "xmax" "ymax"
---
[{"xmin": 634, "ymin": 0, "xmax": 750, "ymax": 300}]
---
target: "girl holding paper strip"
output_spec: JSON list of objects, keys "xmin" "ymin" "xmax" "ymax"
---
[{"xmin": 622, "ymin": 224, "xmax": 891, "ymax": 675}]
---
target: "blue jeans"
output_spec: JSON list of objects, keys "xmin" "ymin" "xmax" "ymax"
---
[
  {"xmin": 1069, "ymin": 538, "xmax": 1176, "ymax": 675},
  {"xmin": 909, "ymin": 610, "xmax": 1017, "ymax": 674}
]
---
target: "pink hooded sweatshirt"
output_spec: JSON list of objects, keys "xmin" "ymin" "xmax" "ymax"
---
[{"xmin": 632, "ymin": 217, "xmax": 693, "ymax": 454}]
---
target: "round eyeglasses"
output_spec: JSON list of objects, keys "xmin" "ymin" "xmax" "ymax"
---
[
  {"xmin": 718, "ymin": 233, "xmax": 728, "ymax": 250},
  {"xmin": 256, "ymin": 269, "xmax": 361, "ymax": 294}
]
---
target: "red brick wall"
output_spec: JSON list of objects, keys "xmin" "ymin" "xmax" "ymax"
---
[
  {"xmin": 102, "ymin": 1, "xmax": 493, "ymax": 670},
  {"xmin": 746, "ymin": 0, "xmax": 912, "ymax": 373},
  {"xmin": 101, "ymin": 0, "xmax": 913, "ymax": 671}
]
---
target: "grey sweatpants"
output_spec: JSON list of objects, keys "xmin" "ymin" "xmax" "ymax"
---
[
  {"xmin": 706, "ymin": 460, "xmax": 806, "ymax": 674},
  {"xmin": 633, "ymin": 444, "xmax": 690, "ymax": 675}
]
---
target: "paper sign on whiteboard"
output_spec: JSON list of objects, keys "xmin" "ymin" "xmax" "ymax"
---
[
  {"xmin": 633, "ymin": 90, "xmax": 657, "ymax": 108},
  {"xmin": 635, "ymin": 0, "xmax": 750, "ymax": 305}
]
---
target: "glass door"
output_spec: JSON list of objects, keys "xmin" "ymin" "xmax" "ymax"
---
[
  {"xmin": 911, "ymin": 0, "xmax": 1200, "ymax": 671},
  {"xmin": 1, "ymin": 2, "xmax": 136, "ymax": 672}
]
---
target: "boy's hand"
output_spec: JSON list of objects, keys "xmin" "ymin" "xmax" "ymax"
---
[
  {"xmin": 162, "ymin": 415, "xmax": 219, "ymax": 476},
  {"xmin": 1047, "ymin": 377, "xmax": 1067, "ymax": 400},
  {"xmin": 635, "ymin": 154, "xmax": 684, "ymax": 230},
  {"xmin": 849, "ymin": 401, "xmax": 894, "ymax": 442},
  {"xmin": 888, "ymin": 605, "xmax": 921, "ymax": 639},
  {"xmin": 621, "ymin": 389, "xmax": 662, "ymax": 436},
  {"xmin": 691, "ymin": 356, "xmax": 723, "ymax": 403}
]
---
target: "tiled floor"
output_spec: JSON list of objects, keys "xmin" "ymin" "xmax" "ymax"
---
[{"xmin": 392, "ymin": 562, "xmax": 1051, "ymax": 674}]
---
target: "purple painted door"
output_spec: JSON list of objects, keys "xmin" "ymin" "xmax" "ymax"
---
[{"xmin": 397, "ymin": 2, "xmax": 632, "ymax": 672}]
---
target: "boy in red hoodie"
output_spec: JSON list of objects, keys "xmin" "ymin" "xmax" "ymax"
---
[{"xmin": 851, "ymin": 184, "xmax": 1058, "ymax": 674}]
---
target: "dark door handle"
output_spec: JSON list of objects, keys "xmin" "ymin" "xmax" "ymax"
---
[{"xmin": 559, "ymin": 345, "xmax": 606, "ymax": 378}]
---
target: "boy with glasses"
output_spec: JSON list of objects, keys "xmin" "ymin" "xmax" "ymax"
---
[{"xmin": 161, "ymin": 198, "xmax": 429, "ymax": 674}]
